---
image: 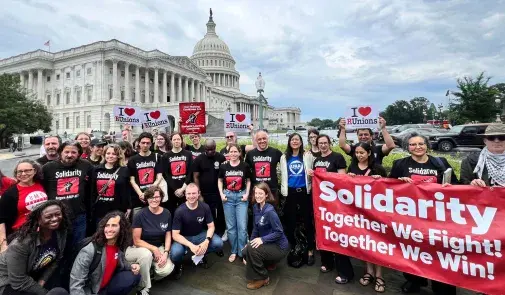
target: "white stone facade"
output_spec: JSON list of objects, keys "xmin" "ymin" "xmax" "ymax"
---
[
  {"xmin": 0, "ymin": 12, "xmax": 301, "ymax": 134},
  {"xmin": 271, "ymin": 107, "xmax": 302, "ymax": 130}
]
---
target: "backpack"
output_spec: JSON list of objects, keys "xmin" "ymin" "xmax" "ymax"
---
[
  {"xmin": 60, "ymin": 237, "xmax": 103, "ymax": 290},
  {"xmin": 287, "ymin": 224, "xmax": 308, "ymax": 268}
]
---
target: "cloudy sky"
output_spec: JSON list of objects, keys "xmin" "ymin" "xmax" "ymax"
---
[{"xmin": 1, "ymin": 0, "xmax": 504, "ymax": 121}]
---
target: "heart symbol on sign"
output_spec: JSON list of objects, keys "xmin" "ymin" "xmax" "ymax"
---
[
  {"xmin": 358, "ymin": 106, "xmax": 372, "ymax": 117},
  {"xmin": 236, "ymin": 114, "xmax": 246, "ymax": 122},
  {"xmin": 124, "ymin": 108, "xmax": 135, "ymax": 116},
  {"xmin": 150, "ymin": 111, "xmax": 161, "ymax": 120}
]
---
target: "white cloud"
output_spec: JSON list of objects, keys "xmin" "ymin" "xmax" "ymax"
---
[{"xmin": 1, "ymin": 0, "xmax": 504, "ymax": 120}]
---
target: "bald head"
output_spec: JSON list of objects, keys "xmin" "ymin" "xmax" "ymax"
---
[
  {"xmin": 205, "ymin": 139, "xmax": 216, "ymax": 156},
  {"xmin": 255, "ymin": 131, "xmax": 269, "ymax": 151}
]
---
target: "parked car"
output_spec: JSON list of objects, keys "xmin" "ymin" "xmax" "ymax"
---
[
  {"xmin": 391, "ymin": 128, "xmax": 439, "ymax": 147},
  {"xmin": 286, "ymin": 129, "xmax": 295, "ymax": 136},
  {"xmin": 391, "ymin": 124, "xmax": 433, "ymax": 134},
  {"xmin": 431, "ymin": 124, "xmax": 490, "ymax": 152}
]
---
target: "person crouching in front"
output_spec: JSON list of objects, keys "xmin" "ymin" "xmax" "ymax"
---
[
  {"xmin": 70, "ymin": 211, "xmax": 141, "ymax": 295},
  {"xmin": 242, "ymin": 182, "xmax": 289, "ymax": 290}
]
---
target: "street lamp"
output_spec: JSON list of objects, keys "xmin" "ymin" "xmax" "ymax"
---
[
  {"xmin": 495, "ymin": 97, "xmax": 502, "ymax": 123},
  {"xmin": 422, "ymin": 110, "xmax": 427, "ymax": 123},
  {"xmin": 255, "ymin": 72, "xmax": 267, "ymax": 130}
]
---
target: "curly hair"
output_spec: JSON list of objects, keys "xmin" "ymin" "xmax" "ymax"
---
[
  {"xmin": 13, "ymin": 159, "xmax": 43, "ymax": 183},
  {"xmin": 143, "ymin": 185, "xmax": 165, "ymax": 201},
  {"xmin": 12, "ymin": 200, "xmax": 71, "ymax": 243},
  {"xmin": 100, "ymin": 144, "xmax": 126, "ymax": 167},
  {"xmin": 92, "ymin": 211, "xmax": 132, "ymax": 251}
]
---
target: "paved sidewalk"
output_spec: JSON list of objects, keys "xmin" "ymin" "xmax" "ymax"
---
[{"xmin": 0, "ymin": 145, "xmax": 41, "ymax": 160}]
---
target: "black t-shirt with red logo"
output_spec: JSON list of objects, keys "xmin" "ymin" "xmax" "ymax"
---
[
  {"xmin": 389, "ymin": 156, "xmax": 457, "ymax": 184},
  {"xmin": 161, "ymin": 150, "xmax": 192, "ymax": 193},
  {"xmin": 127, "ymin": 153, "xmax": 162, "ymax": 208},
  {"xmin": 313, "ymin": 152, "xmax": 347, "ymax": 173},
  {"xmin": 245, "ymin": 147, "xmax": 282, "ymax": 190},
  {"xmin": 218, "ymin": 161, "xmax": 251, "ymax": 192},
  {"xmin": 185, "ymin": 145, "xmax": 205, "ymax": 160},
  {"xmin": 42, "ymin": 160, "xmax": 93, "ymax": 219},
  {"xmin": 91, "ymin": 165, "xmax": 131, "ymax": 219}
]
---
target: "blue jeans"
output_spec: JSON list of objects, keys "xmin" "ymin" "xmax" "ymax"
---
[
  {"xmin": 99, "ymin": 270, "xmax": 141, "ymax": 295},
  {"xmin": 170, "ymin": 231, "xmax": 223, "ymax": 263},
  {"xmin": 222, "ymin": 190, "xmax": 249, "ymax": 256},
  {"xmin": 71, "ymin": 214, "xmax": 87, "ymax": 246}
]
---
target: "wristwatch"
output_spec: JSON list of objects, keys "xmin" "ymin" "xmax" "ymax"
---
[
  {"xmin": 164, "ymin": 249, "xmax": 170, "ymax": 254},
  {"xmin": 206, "ymin": 237, "xmax": 212, "ymax": 242}
]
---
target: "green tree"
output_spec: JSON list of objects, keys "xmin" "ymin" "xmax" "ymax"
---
[
  {"xmin": 409, "ymin": 97, "xmax": 430, "ymax": 123},
  {"xmin": 0, "ymin": 74, "xmax": 52, "ymax": 148},
  {"xmin": 382, "ymin": 100, "xmax": 413, "ymax": 125},
  {"xmin": 308, "ymin": 118, "xmax": 323, "ymax": 128},
  {"xmin": 450, "ymin": 72, "xmax": 499, "ymax": 124},
  {"xmin": 320, "ymin": 119, "xmax": 336, "ymax": 129}
]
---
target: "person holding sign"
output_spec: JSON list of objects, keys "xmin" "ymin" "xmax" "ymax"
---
[
  {"xmin": 338, "ymin": 117, "xmax": 396, "ymax": 165},
  {"xmin": 220, "ymin": 124, "xmax": 256, "ymax": 160},
  {"xmin": 389, "ymin": 132, "xmax": 458, "ymax": 295},
  {"xmin": 307, "ymin": 135, "xmax": 352, "ymax": 284},
  {"xmin": 346, "ymin": 142, "xmax": 387, "ymax": 292}
]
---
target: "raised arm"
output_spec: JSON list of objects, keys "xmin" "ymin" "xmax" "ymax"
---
[
  {"xmin": 338, "ymin": 119, "xmax": 352, "ymax": 154},
  {"xmin": 379, "ymin": 117, "xmax": 396, "ymax": 154}
]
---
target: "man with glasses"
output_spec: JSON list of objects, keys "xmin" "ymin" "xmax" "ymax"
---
[
  {"xmin": 461, "ymin": 124, "xmax": 505, "ymax": 187},
  {"xmin": 185, "ymin": 134, "xmax": 205, "ymax": 160},
  {"xmin": 220, "ymin": 125, "xmax": 256, "ymax": 160},
  {"xmin": 192, "ymin": 139, "xmax": 226, "ymax": 248},
  {"xmin": 37, "ymin": 135, "xmax": 61, "ymax": 165}
]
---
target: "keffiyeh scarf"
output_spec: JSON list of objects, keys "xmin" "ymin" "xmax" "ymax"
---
[{"xmin": 473, "ymin": 147, "xmax": 505, "ymax": 187}]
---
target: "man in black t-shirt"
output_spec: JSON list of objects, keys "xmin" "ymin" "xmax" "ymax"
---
[
  {"xmin": 185, "ymin": 134, "xmax": 206, "ymax": 159},
  {"xmin": 170, "ymin": 183, "xmax": 223, "ymax": 279},
  {"xmin": 37, "ymin": 135, "xmax": 61, "ymax": 165},
  {"xmin": 193, "ymin": 139, "xmax": 226, "ymax": 237},
  {"xmin": 42, "ymin": 141, "xmax": 93, "ymax": 246},
  {"xmin": 244, "ymin": 130, "xmax": 282, "ymax": 197},
  {"xmin": 338, "ymin": 117, "xmax": 396, "ymax": 165}
]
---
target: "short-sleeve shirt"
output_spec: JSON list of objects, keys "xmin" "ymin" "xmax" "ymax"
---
[
  {"xmin": 245, "ymin": 147, "xmax": 283, "ymax": 190},
  {"xmin": 132, "ymin": 207, "xmax": 172, "ymax": 247},
  {"xmin": 192, "ymin": 153, "xmax": 226, "ymax": 194},
  {"xmin": 172, "ymin": 201, "xmax": 213, "ymax": 237},
  {"xmin": 389, "ymin": 156, "xmax": 453, "ymax": 184},
  {"xmin": 127, "ymin": 153, "xmax": 162, "ymax": 208},
  {"xmin": 313, "ymin": 152, "xmax": 347, "ymax": 173},
  {"xmin": 218, "ymin": 161, "xmax": 250, "ymax": 192},
  {"xmin": 186, "ymin": 145, "xmax": 205, "ymax": 160},
  {"xmin": 347, "ymin": 144, "xmax": 386, "ymax": 165}
]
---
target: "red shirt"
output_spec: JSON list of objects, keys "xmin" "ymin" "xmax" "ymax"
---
[
  {"xmin": 100, "ymin": 244, "xmax": 119, "ymax": 289},
  {"xmin": 12, "ymin": 183, "xmax": 48, "ymax": 230},
  {"xmin": 0, "ymin": 177, "xmax": 16, "ymax": 198},
  {"xmin": 81, "ymin": 153, "xmax": 89, "ymax": 159}
]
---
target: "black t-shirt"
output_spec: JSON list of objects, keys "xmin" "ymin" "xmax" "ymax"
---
[
  {"xmin": 219, "ymin": 145, "xmax": 246, "ymax": 161},
  {"xmin": 347, "ymin": 162, "xmax": 387, "ymax": 177},
  {"xmin": 127, "ymin": 153, "xmax": 162, "ymax": 208},
  {"xmin": 193, "ymin": 153, "xmax": 226, "ymax": 194},
  {"xmin": 91, "ymin": 165, "xmax": 131, "ymax": 218},
  {"xmin": 245, "ymin": 147, "xmax": 283, "ymax": 190},
  {"xmin": 36, "ymin": 156, "xmax": 54, "ymax": 166},
  {"xmin": 172, "ymin": 201, "xmax": 213, "ymax": 237},
  {"xmin": 42, "ymin": 160, "xmax": 93, "ymax": 219},
  {"xmin": 313, "ymin": 152, "xmax": 347, "ymax": 173},
  {"xmin": 132, "ymin": 207, "xmax": 172, "ymax": 247},
  {"xmin": 389, "ymin": 156, "xmax": 457, "ymax": 184},
  {"xmin": 87, "ymin": 156, "xmax": 102, "ymax": 167},
  {"xmin": 185, "ymin": 145, "xmax": 205, "ymax": 160},
  {"xmin": 219, "ymin": 161, "xmax": 250, "ymax": 192},
  {"xmin": 30, "ymin": 231, "xmax": 59, "ymax": 280},
  {"xmin": 161, "ymin": 150, "xmax": 192, "ymax": 192},
  {"xmin": 308, "ymin": 149, "xmax": 321, "ymax": 158},
  {"xmin": 347, "ymin": 144, "xmax": 387, "ymax": 165}
]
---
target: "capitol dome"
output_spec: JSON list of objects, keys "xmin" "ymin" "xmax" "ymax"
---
[{"xmin": 191, "ymin": 9, "xmax": 240, "ymax": 91}]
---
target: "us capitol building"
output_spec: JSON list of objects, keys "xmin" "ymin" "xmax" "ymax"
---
[{"xmin": 0, "ymin": 11, "xmax": 301, "ymax": 134}]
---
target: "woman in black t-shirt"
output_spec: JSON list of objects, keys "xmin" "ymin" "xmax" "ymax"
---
[
  {"xmin": 389, "ymin": 132, "xmax": 457, "ymax": 295},
  {"xmin": 347, "ymin": 142, "xmax": 387, "ymax": 292},
  {"xmin": 154, "ymin": 133, "xmax": 171, "ymax": 156},
  {"xmin": 218, "ymin": 144, "xmax": 251, "ymax": 263},
  {"xmin": 308, "ymin": 135, "xmax": 353, "ymax": 284},
  {"xmin": 91, "ymin": 144, "xmax": 131, "ymax": 223}
]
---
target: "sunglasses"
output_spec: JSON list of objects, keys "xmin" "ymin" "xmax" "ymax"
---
[
  {"xmin": 225, "ymin": 136, "xmax": 234, "ymax": 139},
  {"xmin": 486, "ymin": 135, "xmax": 505, "ymax": 141}
]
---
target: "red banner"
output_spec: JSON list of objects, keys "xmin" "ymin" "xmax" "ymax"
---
[
  {"xmin": 313, "ymin": 172, "xmax": 505, "ymax": 295},
  {"xmin": 179, "ymin": 102, "xmax": 206, "ymax": 134}
]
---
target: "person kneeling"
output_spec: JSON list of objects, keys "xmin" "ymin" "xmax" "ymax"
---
[
  {"xmin": 169, "ymin": 183, "xmax": 223, "ymax": 279},
  {"xmin": 242, "ymin": 183, "xmax": 289, "ymax": 290},
  {"xmin": 126, "ymin": 187, "xmax": 174, "ymax": 295},
  {"xmin": 70, "ymin": 211, "xmax": 141, "ymax": 295}
]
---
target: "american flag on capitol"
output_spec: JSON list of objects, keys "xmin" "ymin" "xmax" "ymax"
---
[{"xmin": 44, "ymin": 40, "xmax": 50, "ymax": 46}]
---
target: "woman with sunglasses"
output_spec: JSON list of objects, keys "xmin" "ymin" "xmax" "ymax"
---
[
  {"xmin": 389, "ymin": 132, "xmax": 458, "ymax": 295},
  {"xmin": 154, "ymin": 133, "xmax": 171, "ymax": 156},
  {"xmin": 91, "ymin": 144, "xmax": 131, "ymax": 224},
  {"xmin": 461, "ymin": 124, "xmax": 505, "ymax": 187},
  {"xmin": 75, "ymin": 132, "xmax": 92, "ymax": 159},
  {"xmin": 0, "ymin": 160, "xmax": 47, "ymax": 253},
  {"xmin": 0, "ymin": 200, "xmax": 71, "ymax": 295},
  {"xmin": 346, "ymin": 142, "xmax": 387, "ymax": 292}
]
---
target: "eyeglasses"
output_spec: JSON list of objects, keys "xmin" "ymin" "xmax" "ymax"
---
[
  {"xmin": 486, "ymin": 135, "xmax": 505, "ymax": 141},
  {"xmin": 409, "ymin": 143, "xmax": 426, "ymax": 147},
  {"xmin": 17, "ymin": 168, "xmax": 35, "ymax": 175},
  {"xmin": 147, "ymin": 196, "xmax": 161, "ymax": 201},
  {"xmin": 318, "ymin": 142, "xmax": 329, "ymax": 145}
]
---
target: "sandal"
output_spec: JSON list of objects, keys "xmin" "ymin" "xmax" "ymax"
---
[
  {"xmin": 374, "ymin": 277, "xmax": 386, "ymax": 293},
  {"xmin": 335, "ymin": 276, "xmax": 349, "ymax": 284},
  {"xmin": 229, "ymin": 254, "xmax": 236, "ymax": 263},
  {"xmin": 359, "ymin": 273, "xmax": 374, "ymax": 286},
  {"xmin": 320, "ymin": 265, "xmax": 333, "ymax": 273}
]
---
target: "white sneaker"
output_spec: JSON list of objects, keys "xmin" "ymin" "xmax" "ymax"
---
[
  {"xmin": 221, "ymin": 230, "xmax": 228, "ymax": 242},
  {"xmin": 137, "ymin": 288, "xmax": 150, "ymax": 295}
]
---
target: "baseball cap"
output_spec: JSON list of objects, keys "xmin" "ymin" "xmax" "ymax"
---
[{"xmin": 90, "ymin": 139, "xmax": 107, "ymax": 147}]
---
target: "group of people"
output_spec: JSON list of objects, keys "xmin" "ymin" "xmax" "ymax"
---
[{"xmin": 0, "ymin": 119, "xmax": 503, "ymax": 295}]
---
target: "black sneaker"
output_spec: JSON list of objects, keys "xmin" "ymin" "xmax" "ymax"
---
[
  {"xmin": 199, "ymin": 256, "xmax": 210, "ymax": 269},
  {"xmin": 173, "ymin": 264, "xmax": 183, "ymax": 280}
]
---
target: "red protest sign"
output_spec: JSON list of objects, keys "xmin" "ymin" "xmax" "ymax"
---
[
  {"xmin": 179, "ymin": 102, "xmax": 206, "ymax": 134},
  {"xmin": 312, "ymin": 172, "xmax": 505, "ymax": 295}
]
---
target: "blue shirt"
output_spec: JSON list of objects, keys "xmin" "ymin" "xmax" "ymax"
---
[{"xmin": 287, "ymin": 155, "xmax": 306, "ymax": 188}]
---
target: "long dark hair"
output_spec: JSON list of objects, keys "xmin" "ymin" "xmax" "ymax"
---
[
  {"xmin": 350, "ymin": 142, "xmax": 375, "ymax": 168},
  {"xmin": 307, "ymin": 128, "xmax": 319, "ymax": 148},
  {"xmin": 92, "ymin": 211, "xmax": 132, "ymax": 251},
  {"xmin": 13, "ymin": 159, "xmax": 43, "ymax": 183},
  {"xmin": 118, "ymin": 141, "xmax": 134, "ymax": 159},
  {"xmin": 285, "ymin": 133, "xmax": 304, "ymax": 160},
  {"xmin": 170, "ymin": 132, "xmax": 186, "ymax": 149},
  {"xmin": 155, "ymin": 133, "xmax": 172, "ymax": 152},
  {"xmin": 13, "ymin": 200, "xmax": 71, "ymax": 242}
]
